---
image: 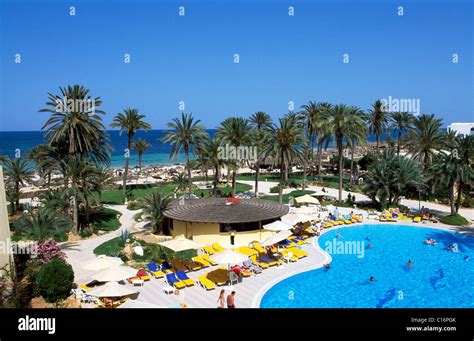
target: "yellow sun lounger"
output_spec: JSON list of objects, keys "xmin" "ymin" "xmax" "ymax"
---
[
  {"xmin": 203, "ymin": 246, "xmax": 217, "ymax": 255},
  {"xmin": 197, "ymin": 275, "xmax": 216, "ymax": 290},
  {"xmin": 150, "ymin": 270, "xmax": 165, "ymax": 279},
  {"xmin": 344, "ymin": 220, "xmax": 352, "ymax": 224},
  {"xmin": 238, "ymin": 246, "xmax": 258, "ymax": 256},
  {"xmin": 201, "ymin": 253, "xmax": 218, "ymax": 266},
  {"xmin": 80, "ymin": 284, "xmax": 93, "ymax": 292},
  {"xmin": 413, "ymin": 216, "xmax": 422, "ymax": 223},
  {"xmin": 280, "ymin": 249, "xmax": 298, "ymax": 262},
  {"xmin": 250, "ymin": 255, "xmax": 269, "ymax": 269},
  {"xmin": 252, "ymin": 242, "xmax": 266, "ymax": 253},
  {"xmin": 287, "ymin": 247, "xmax": 308, "ymax": 259},
  {"xmin": 192, "ymin": 256, "xmax": 211, "ymax": 267},
  {"xmin": 212, "ymin": 243, "xmax": 226, "ymax": 252}
]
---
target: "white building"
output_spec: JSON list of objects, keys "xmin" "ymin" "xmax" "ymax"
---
[{"xmin": 447, "ymin": 122, "xmax": 474, "ymax": 136}]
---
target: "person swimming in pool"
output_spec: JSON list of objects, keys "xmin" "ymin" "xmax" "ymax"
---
[
  {"xmin": 336, "ymin": 231, "xmax": 341, "ymax": 238},
  {"xmin": 366, "ymin": 243, "xmax": 373, "ymax": 249},
  {"xmin": 407, "ymin": 260, "xmax": 412, "ymax": 269},
  {"xmin": 369, "ymin": 276, "xmax": 377, "ymax": 282},
  {"xmin": 324, "ymin": 263, "xmax": 331, "ymax": 270}
]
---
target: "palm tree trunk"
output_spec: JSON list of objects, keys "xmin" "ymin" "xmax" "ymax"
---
[
  {"xmin": 15, "ymin": 181, "xmax": 20, "ymax": 213},
  {"xmin": 397, "ymin": 131, "xmax": 401, "ymax": 155},
  {"xmin": 232, "ymin": 171, "xmax": 237, "ymax": 196},
  {"xmin": 255, "ymin": 160, "xmax": 260, "ymax": 197},
  {"xmin": 455, "ymin": 181, "xmax": 463, "ymax": 214},
  {"xmin": 350, "ymin": 146, "xmax": 354, "ymax": 184},
  {"xmin": 123, "ymin": 138, "xmax": 131, "ymax": 201},
  {"xmin": 279, "ymin": 157, "xmax": 284, "ymax": 204},
  {"xmin": 449, "ymin": 182, "xmax": 455, "ymax": 215},
  {"xmin": 73, "ymin": 191, "xmax": 79, "ymax": 233},
  {"xmin": 376, "ymin": 135, "xmax": 380, "ymax": 157},
  {"xmin": 213, "ymin": 165, "xmax": 219, "ymax": 196},
  {"xmin": 138, "ymin": 152, "xmax": 143, "ymax": 171},
  {"xmin": 317, "ymin": 144, "xmax": 323, "ymax": 177},
  {"xmin": 185, "ymin": 146, "xmax": 192, "ymax": 194},
  {"xmin": 337, "ymin": 135, "xmax": 343, "ymax": 203}
]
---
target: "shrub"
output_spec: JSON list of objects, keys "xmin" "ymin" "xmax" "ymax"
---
[
  {"xmin": 34, "ymin": 259, "xmax": 74, "ymax": 303},
  {"xmin": 36, "ymin": 240, "xmax": 66, "ymax": 265},
  {"xmin": 440, "ymin": 214, "xmax": 470, "ymax": 226}
]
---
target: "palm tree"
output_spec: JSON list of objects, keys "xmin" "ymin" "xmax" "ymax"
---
[
  {"xmin": 407, "ymin": 114, "xmax": 444, "ymax": 172},
  {"xmin": 0, "ymin": 156, "xmax": 34, "ymax": 213},
  {"xmin": 249, "ymin": 112, "xmax": 273, "ymax": 196},
  {"xmin": 60, "ymin": 156, "xmax": 99, "ymax": 231},
  {"xmin": 390, "ymin": 112, "xmax": 414, "ymax": 155},
  {"xmin": 110, "ymin": 109, "xmax": 151, "ymax": 200},
  {"xmin": 27, "ymin": 144, "xmax": 59, "ymax": 187},
  {"xmin": 453, "ymin": 135, "xmax": 474, "ymax": 213},
  {"xmin": 40, "ymin": 85, "xmax": 110, "ymax": 164},
  {"xmin": 320, "ymin": 105, "xmax": 367, "ymax": 203},
  {"xmin": 172, "ymin": 172, "xmax": 188, "ymax": 192},
  {"xmin": 368, "ymin": 99, "xmax": 389, "ymax": 156},
  {"xmin": 311, "ymin": 102, "xmax": 333, "ymax": 176},
  {"xmin": 430, "ymin": 152, "xmax": 460, "ymax": 215},
  {"xmin": 363, "ymin": 149, "xmax": 423, "ymax": 209},
  {"xmin": 261, "ymin": 114, "xmax": 306, "ymax": 203},
  {"xmin": 299, "ymin": 102, "xmax": 319, "ymax": 161},
  {"xmin": 216, "ymin": 117, "xmax": 252, "ymax": 196},
  {"xmin": 139, "ymin": 191, "xmax": 172, "ymax": 234},
  {"xmin": 12, "ymin": 207, "xmax": 71, "ymax": 241},
  {"xmin": 131, "ymin": 138, "xmax": 151, "ymax": 171},
  {"xmin": 161, "ymin": 113, "xmax": 208, "ymax": 194}
]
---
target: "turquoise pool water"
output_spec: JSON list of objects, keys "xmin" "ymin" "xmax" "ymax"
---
[{"xmin": 260, "ymin": 225, "xmax": 474, "ymax": 308}]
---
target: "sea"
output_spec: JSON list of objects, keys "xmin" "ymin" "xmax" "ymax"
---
[{"xmin": 0, "ymin": 129, "xmax": 396, "ymax": 169}]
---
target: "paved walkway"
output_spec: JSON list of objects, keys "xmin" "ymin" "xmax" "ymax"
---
[{"xmin": 60, "ymin": 205, "xmax": 138, "ymax": 285}]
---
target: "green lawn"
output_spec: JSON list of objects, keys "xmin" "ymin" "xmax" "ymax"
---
[
  {"xmin": 90, "ymin": 207, "xmax": 122, "ymax": 232},
  {"xmin": 93, "ymin": 236, "xmax": 125, "ymax": 256}
]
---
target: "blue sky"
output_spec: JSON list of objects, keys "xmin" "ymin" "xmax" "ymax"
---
[{"xmin": 0, "ymin": 0, "xmax": 472, "ymax": 131}]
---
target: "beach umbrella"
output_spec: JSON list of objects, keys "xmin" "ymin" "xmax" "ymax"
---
[
  {"xmin": 87, "ymin": 281, "xmax": 137, "ymax": 298},
  {"xmin": 91, "ymin": 265, "xmax": 138, "ymax": 282},
  {"xmin": 295, "ymin": 194, "xmax": 320, "ymax": 205},
  {"xmin": 263, "ymin": 220, "xmax": 293, "ymax": 232},
  {"xmin": 81, "ymin": 255, "xmax": 124, "ymax": 271},
  {"xmin": 158, "ymin": 234, "xmax": 203, "ymax": 252},
  {"xmin": 281, "ymin": 213, "xmax": 314, "ymax": 225},
  {"xmin": 261, "ymin": 230, "xmax": 293, "ymax": 247},
  {"xmin": 118, "ymin": 300, "xmax": 166, "ymax": 309},
  {"xmin": 210, "ymin": 249, "xmax": 248, "ymax": 265},
  {"xmin": 210, "ymin": 250, "xmax": 249, "ymax": 286}
]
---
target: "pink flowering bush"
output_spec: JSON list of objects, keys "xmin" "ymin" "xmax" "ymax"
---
[{"xmin": 36, "ymin": 240, "xmax": 66, "ymax": 264}]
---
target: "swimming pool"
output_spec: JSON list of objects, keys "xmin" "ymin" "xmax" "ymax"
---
[{"xmin": 260, "ymin": 224, "xmax": 474, "ymax": 308}]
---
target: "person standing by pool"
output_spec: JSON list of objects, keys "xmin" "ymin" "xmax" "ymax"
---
[
  {"xmin": 227, "ymin": 291, "xmax": 236, "ymax": 308},
  {"xmin": 217, "ymin": 289, "xmax": 225, "ymax": 308}
]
